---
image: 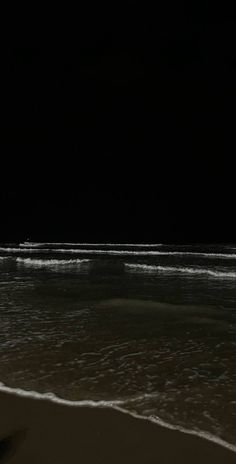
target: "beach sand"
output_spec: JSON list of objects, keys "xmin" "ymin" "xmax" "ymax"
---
[{"xmin": 0, "ymin": 391, "xmax": 235, "ymax": 463}]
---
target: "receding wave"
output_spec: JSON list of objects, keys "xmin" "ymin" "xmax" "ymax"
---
[
  {"xmin": 125, "ymin": 263, "xmax": 236, "ymax": 278},
  {"xmin": 0, "ymin": 382, "xmax": 235, "ymax": 453},
  {"xmin": 16, "ymin": 258, "xmax": 90, "ymax": 267}
]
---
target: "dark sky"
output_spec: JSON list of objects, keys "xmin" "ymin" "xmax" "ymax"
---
[{"xmin": 1, "ymin": 5, "xmax": 236, "ymax": 243}]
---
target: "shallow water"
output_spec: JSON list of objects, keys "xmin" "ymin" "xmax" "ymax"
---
[{"xmin": 1, "ymin": 242, "xmax": 236, "ymax": 445}]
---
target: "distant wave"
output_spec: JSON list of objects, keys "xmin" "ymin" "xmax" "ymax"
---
[
  {"xmin": 2, "ymin": 247, "xmax": 236, "ymax": 259},
  {"xmin": 16, "ymin": 258, "xmax": 90, "ymax": 267},
  {"xmin": 0, "ymin": 247, "xmax": 51, "ymax": 253},
  {"xmin": 23, "ymin": 249, "xmax": 236, "ymax": 259},
  {"xmin": 0, "ymin": 381, "xmax": 235, "ymax": 453},
  {"xmin": 19, "ymin": 242, "xmax": 43, "ymax": 247},
  {"xmin": 19, "ymin": 242, "xmax": 164, "ymax": 248},
  {"xmin": 125, "ymin": 263, "xmax": 236, "ymax": 278}
]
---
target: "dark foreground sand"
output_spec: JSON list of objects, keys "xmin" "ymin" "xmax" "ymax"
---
[{"xmin": 0, "ymin": 391, "xmax": 235, "ymax": 463}]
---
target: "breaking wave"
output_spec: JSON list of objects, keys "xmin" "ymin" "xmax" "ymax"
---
[
  {"xmin": 0, "ymin": 247, "xmax": 51, "ymax": 253},
  {"xmin": 3, "ymin": 248, "xmax": 236, "ymax": 258},
  {"xmin": 19, "ymin": 242, "xmax": 43, "ymax": 247},
  {"xmin": 19, "ymin": 242, "xmax": 164, "ymax": 248},
  {"xmin": 16, "ymin": 258, "xmax": 90, "ymax": 267},
  {"xmin": 125, "ymin": 263, "xmax": 236, "ymax": 278}
]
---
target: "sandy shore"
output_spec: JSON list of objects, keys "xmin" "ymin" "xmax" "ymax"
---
[{"xmin": 0, "ymin": 391, "xmax": 235, "ymax": 463}]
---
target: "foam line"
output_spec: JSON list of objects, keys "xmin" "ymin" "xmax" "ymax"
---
[
  {"xmin": 19, "ymin": 242, "xmax": 164, "ymax": 248},
  {"xmin": 0, "ymin": 382, "xmax": 235, "ymax": 453},
  {"xmin": 2, "ymin": 247, "xmax": 236, "ymax": 259},
  {"xmin": 0, "ymin": 382, "xmax": 123, "ymax": 407},
  {"xmin": 125, "ymin": 263, "xmax": 236, "ymax": 278},
  {"xmin": 16, "ymin": 258, "xmax": 89, "ymax": 266},
  {"xmin": 19, "ymin": 242, "xmax": 43, "ymax": 247},
  {"xmin": 0, "ymin": 248, "xmax": 52, "ymax": 253},
  {"xmin": 3, "ymin": 247, "xmax": 236, "ymax": 258}
]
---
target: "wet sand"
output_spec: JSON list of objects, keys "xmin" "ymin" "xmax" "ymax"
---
[{"xmin": 0, "ymin": 391, "xmax": 235, "ymax": 463}]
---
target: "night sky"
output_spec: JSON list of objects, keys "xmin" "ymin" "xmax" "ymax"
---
[{"xmin": 1, "ymin": 5, "xmax": 235, "ymax": 243}]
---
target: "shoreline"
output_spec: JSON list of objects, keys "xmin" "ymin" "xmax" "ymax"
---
[
  {"xmin": 1, "ymin": 381, "xmax": 236, "ymax": 453},
  {"xmin": 0, "ymin": 388, "xmax": 236, "ymax": 463}
]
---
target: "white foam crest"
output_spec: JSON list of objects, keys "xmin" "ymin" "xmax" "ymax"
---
[
  {"xmin": 0, "ymin": 382, "xmax": 123, "ymax": 407},
  {"xmin": 16, "ymin": 258, "xmax": 90, "ymax": 267},
  {"xmin": 19, "ymin": 242, "xmax": 43, "ymax": 247},
  {"xmin": 48, "ymin": 249, "xmax": 236, "ymax": 259},
  {"xmin": 2, "ymin": 247, "xmax": 236, "ymax": 259},
  {"xmin": 20, "ymin": 242, "xmax": 164, "ymax": 248},
  {"xmin": 0, "ymin": 247, "xmax": 52, "ymax": 253},
  {"xmin": 125, "ymin": 263, "xmax": 236, "ymax": 278},
  {"xmin": 0, "ymin": 382, "xmax": 235, "ymax": 453}
]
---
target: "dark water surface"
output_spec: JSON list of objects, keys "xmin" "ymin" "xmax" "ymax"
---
[{"xmin": 1, "ymin": 243, "xmax": 236, "ymax": 445}]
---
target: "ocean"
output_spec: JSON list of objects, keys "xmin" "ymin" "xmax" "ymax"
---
[{"xmin": 1, "ymin": 242, "xmax": 236, "ymax": 449}]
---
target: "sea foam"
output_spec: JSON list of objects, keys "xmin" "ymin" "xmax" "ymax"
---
[
  {"xmin": 2, "ymin": 247, "xmax": 236, "ymax": 259},
  {"xmin": 19, "ymin": 242, "xmax": 164, "ymax": 248},
  {"xmin": 125, "ymin": 263, "xmax": 236, "ymax": 278},
  {"xmin": 0, "ymin": 381, "xmax": 235, "ymax": 453},
  {"xmin": 16, "ymin": 258, "xmax": 90, "ymax": 266}
]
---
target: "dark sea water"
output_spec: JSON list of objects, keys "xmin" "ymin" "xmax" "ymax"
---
[{"xmin": 1, "ymin": 242, "xmax": 236, "ymax": 447}]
